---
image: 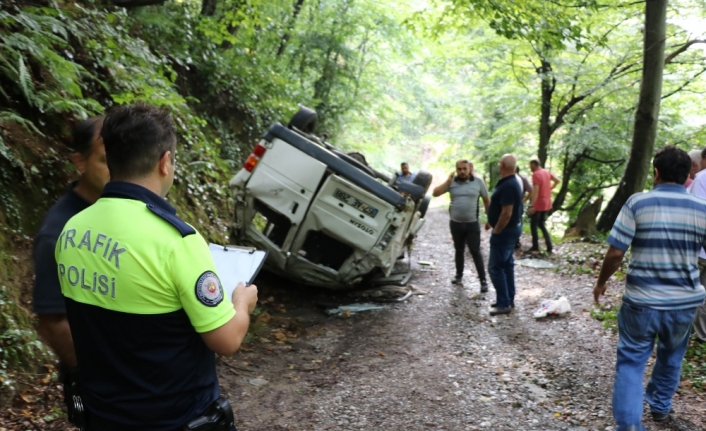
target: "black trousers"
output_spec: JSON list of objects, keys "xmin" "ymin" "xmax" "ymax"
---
[
  {"xmin": 530, "ymin": 210, "xmax": 552, "ymax": 251},
  {"xmin": 449, "ymin": 220, "xmax": 486, "ymax": 281}
]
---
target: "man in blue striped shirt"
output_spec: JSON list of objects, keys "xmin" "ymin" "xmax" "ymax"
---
[{"xmin": 594, "ymin": 146, "xmax": 706, "ymax": 431}]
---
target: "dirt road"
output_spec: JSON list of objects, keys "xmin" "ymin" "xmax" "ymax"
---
[
  {"xmin": 4, "ymin": 208, "xmax": 704, "ymax": 430},
  {"xmin": 224, "ymin": 208, "xmax": 705, "ymax": 431}
]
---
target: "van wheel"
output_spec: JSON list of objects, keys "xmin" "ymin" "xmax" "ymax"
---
[
  {"xmin": 418, "ymin": 195, "xmax": 431, "ymax": 217},
  {"xmin": 412, "ymin": 170, "xmax": 432, "ymax": 194},
  {"xmin": 289, "ymin": 106, "xmax": 318, "ymax": 134}
]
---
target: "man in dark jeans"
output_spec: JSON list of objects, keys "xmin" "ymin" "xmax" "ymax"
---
[
  {"xmin": 485, "ymin": 154, "xmax": 523, "ymax": 315},
  {"xmin": 528, "ymin": 157, "xmax": 560, "ymax": 254},
  {"xmin": 433, "ymin": 159, "xmax": 490, "ymax": 291}
]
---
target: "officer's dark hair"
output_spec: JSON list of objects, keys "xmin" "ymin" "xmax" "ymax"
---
[
  {"xmin": 515, "ymin": 166, "xmax": 520, "ymax": 174},
  {"xmin": 653, "ymin": 145, "xmax": 691, "ymax": 185},
  {"xmin": 701, "ymin": 147, "xmax": 706, "ymax": 161},
  {"xmin": 401, "ymin": 162, "xmax": 409, "ymax": 166},
  {"xmin": 70, "ymin": 116, "xmax": 104, "ymax": 157},
  {"xmin": 101, "ymin": 102, "xmax": 177, "ymax": 180},
  {"xmin": 529, "ymin": 158, "xmax": 541, "ymax": 168}
]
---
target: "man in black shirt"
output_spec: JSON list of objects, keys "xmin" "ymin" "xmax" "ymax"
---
[
  {"xmin": 485, "ymin": 154, "xmax": 523, "ymax": 315},
  {"xmin": 32, "ymin": 116, "xmax": 108, "ymax": 372}
]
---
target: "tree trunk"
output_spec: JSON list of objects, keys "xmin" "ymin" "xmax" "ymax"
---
[
  {"xmin": 551, "ymin": 151, "xmax": 583, "ymax": 212},
  {"xmin": 596, "ymin": 0, "xmax": 668, "ymax": 231},
  {"xmin": 201, "ymin": 0, "xmax": 218, "ymax": 16},
  {"xmin": 486, "ymin": 161, "xmax": 500, "ymax": 189},
  {"xmin": 537, "ymin": 58, "xmax": 554, "ymax": 167},
  {"xmin": 277, "ymin": 0, "xmax": 306, "ymax": 56},
  {"xmin": 564, "ymin": 197, "xmax": 603, "ymax": 238}
]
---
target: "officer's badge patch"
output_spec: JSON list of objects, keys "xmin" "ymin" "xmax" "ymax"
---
[{"xmin": 195, "ymin": 271, "xmax": 223, "ymax": 307}]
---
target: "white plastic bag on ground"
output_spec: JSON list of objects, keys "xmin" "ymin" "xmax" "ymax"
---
[{"xmin": 533, "ymin": 296, "xmax": 572, "ymax": 318}]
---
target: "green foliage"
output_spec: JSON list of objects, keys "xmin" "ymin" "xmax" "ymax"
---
[
  {"xmin": 418, "ymin": 0, "xmax": 602, "ymax": 50},
  {"xmin": 0, "ymin": 7, "xmax": 104, "ymax": 119},
  {"xmin": 682, "ymin": 336, "xmax": 706, "ymax": 391},
  {"xmin": 590, "ymin": 303, "xmax": 618, "ymax": 332},
  {"xmin": 0, "ymin": 134, "xmax": 24, "ymax": 175},
  {"xmin": 43, "ymin": 406, "xmax": 64, "ymax": 423},
  {"xmin": 0, "ymin": 285, "xmax": 50, "ymax": 392}
]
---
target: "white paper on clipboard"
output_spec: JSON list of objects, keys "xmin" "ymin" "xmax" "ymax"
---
[{"xmin": 208, "ymin": 243, "xmax": 268, "ymax": 300}]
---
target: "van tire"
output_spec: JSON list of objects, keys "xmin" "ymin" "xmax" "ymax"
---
[
  {"xmin": 289, "ymin": 106, "xmax": 318, "ymax": 134},
  {"xmin": 413, "ymin": 170, "xmax": 433, "ymax": 194},
  {"xmin": 418, "ymin": 195, "xmax": 431, "ymax": 218}
]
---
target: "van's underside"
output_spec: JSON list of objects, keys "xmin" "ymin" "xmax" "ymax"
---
[{"xmin": 230, "ymin": 121, "xmax": 427, "ymax": 289}]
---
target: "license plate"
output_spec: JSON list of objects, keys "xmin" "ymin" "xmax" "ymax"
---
[{"xmin": 333, "ymin": 188, "xmax": 379, "ymax": 218}]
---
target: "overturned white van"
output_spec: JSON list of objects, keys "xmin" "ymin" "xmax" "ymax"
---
[{"xmin": 228, "ymin": 107, "xmax": 432, "ymax": 289}]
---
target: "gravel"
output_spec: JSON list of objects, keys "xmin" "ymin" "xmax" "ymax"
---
[{"xmin": 225, "ymin": 208, "xmax": 705, "ymax": 431}]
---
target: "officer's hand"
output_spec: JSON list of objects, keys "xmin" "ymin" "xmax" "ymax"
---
[
  {"xmin": 484, "ymin": 222, "xmax": 491, "ymax": 231},
  {"xmin": 232, "ymin": 282, "xmax": 258, "ymax": 314},
  {"xmin": 447, "ymin": 172, "xmax": 455, "ymax": 183}
]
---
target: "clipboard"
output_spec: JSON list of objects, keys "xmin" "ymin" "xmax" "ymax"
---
[{"xmin": 208, "ymin": 243, "xmax": 268, "ymax": 300}]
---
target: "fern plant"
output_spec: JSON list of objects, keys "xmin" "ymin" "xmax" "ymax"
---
[{"xmin": 0, "ymin": 7, "xmax": 103, "ymax": 123}]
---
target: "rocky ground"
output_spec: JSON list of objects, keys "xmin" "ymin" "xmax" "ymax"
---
[{"xmin": 2, "ymin": 208, "xmax": 704, "ymax": 430}]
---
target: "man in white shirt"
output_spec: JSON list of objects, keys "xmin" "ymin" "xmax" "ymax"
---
[
  {"xmin": 514, "ymin": 167, "xmax": 532, "ymax": 249},
  {"xmin": 687, "ymin": 147, "xmax": 706, "ymax": 342}
]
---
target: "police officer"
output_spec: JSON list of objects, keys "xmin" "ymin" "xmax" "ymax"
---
[
  {"xmin": 56, "ymin": 102, "xmax": 258, "ymax": 430},
  {"xmin": 33, "ymin": 115, "xmax": 107, "ymax": 374}
]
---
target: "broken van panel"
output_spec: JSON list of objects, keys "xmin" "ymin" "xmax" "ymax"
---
[{"xmin": 229, "ymin": 107, "xmax": 431, "ymax": 289}]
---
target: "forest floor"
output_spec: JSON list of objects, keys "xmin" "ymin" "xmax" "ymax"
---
[{"xmin": 2, "ymin": 208, "xmax": 705, "ymax": 431}]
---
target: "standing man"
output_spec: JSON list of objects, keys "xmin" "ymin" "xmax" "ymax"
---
[
  {"xmin": 686, "ymin": 147, "xmax": 706, "ymax": 343},
  {"xmin": 685, "ymin": 150, "xmax": 702, "ymax": 188},
  {"xmin": 594, "ymin": 146, "xmax": 706, "ymax": 430},
  {"xmin": 484, "ymin": 154, "xmax": 523, "ymax": 315},
  {"xmin": 433, "ymin": 159, "xmax": 490, "ymax": 291},
  {"xmin": 56, "ymin": 102, "xmax": 258, "ymax": 430},
  {"xmin": 528, "ymin": 157, "xmax": 560, "ymax": 254},
  {"xmin": 515, "ymin": 166, "xmax": 532, "ymax": 203},
  {"xmin": 514, "ymin": 166, "xmax": 532, "ymax": 249},
  {"xmin": 33, "ymin": 116, "xmax": 107, "ymax": 375},
  {"xmin": 397, "ymin": 162, "xmax": 416, "ymax": 183}
]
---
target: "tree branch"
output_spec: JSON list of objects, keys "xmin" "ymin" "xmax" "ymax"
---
[
  {"xmin": 661, "ymin": 67, "xmax": 706, "ymax": 99},
  {"xmin": 551, "ymin": 94, "xmax": 586, "ymax": 133},
  {"xmin": 510, "ymin": 49, "xmax": 530, "ymax": 92},
  {"xmin": 560, "ymin": 182, "xmax": 619, "ymax": 212},
  {"xmin": 550, "ymin": 55, "xmax": 640, "ymax": 132},
  {"xmin": 664, "ymin": 39, "xmax": 706, "ymax": 65},
  {"xmin": 570, "ymin": 17, "xmax": 632, "ymax": 97},
  {"xmin": 582, "ymin": 155, "xmax": 626, "ymax": 164},
  {"xmin": 545, "ymin": 0, "xmax": 644, "ymax": 8}
]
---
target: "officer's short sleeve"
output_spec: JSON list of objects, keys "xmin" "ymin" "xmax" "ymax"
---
[
  {"xmin": 32, "ymin": 233, "xmax": 66, "ymax": 314},
  {"xmin": 169, "ymin": 233, "xmax": 235, "ymax": 333}
]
